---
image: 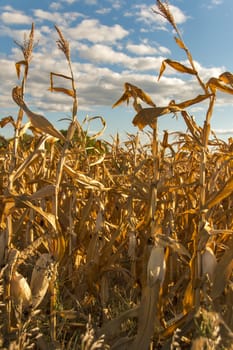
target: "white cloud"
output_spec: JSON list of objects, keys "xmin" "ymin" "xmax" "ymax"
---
[
  {"xmin": 96, "ymin": 8, "xmax": 112, "ymax": 15},
  {"xmin": 0, "ymin": 10, "xmax": 32, "ymax": 25},
  {"xmin": 33, "ymin": 9, "xmax": 81, "ymax": 25},
  {"xmin": 126, "ymin": 43, "xmax": 158, "ymax": 55},
  {"xmin": 132, "ymin": 3, "xmax": 188, "ymax": 31},
  {"xmin": 67, "ymin": 19, "xmax": 128, "ymax": 43}
]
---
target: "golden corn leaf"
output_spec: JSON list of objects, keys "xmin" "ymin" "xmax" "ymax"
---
[
  {"xmin": 15, "ymin": 196, "xmax": 58, "ymax": 231},
  {"xmin": 205, "ymin": 175, "xmax": 233, "ymax": 209},
  {"xmin": 206, "ymin": 77, "xmax": 233, "ymax": 95},
  {"xmin": 48, "ymin": 234, "xmax": 66, "ymax": 261},
  {"xmin": 183, "ymin": 281, "xmax": 195, "ymax": 313},
  {"xmin": 211, "ymin": 240, "xmax": 233, "ymax": 299},
  {"xmin": 0, "ymin": 116, "xmax": 16, "ymax": 128},
  {"xmin": 177, "ymin": 94, "xmax": 212, "ymax": 109},
  {"xmin": 12, "ymin": 86, "xmax": 66, "ymax": 141},
  {"xmin": 132, "ymin": 106, "xmax": 172, "ymax": 130},
  {"xmin": 158, "ymin": 59, "xmax": 196, "ymax": 81},
  {"xmin": 49, "ymin": 86, "xmax": 75, "ymax": 97},
  {"xmin": 127, "ymin": 83, "xmax": 156, "ymax": 107},
  {"xmin": 174, "ymin": 36, "xmax": 186, "ymax": 50},
  {"xmin": 112, "ymin": 90, "xmax": 131, "ymax": 108},
  {"xmin": 218, "ymin": 71, "xmax": 233, "ymax": 86},
  {"xmin": 15, "ymin": 60, "xmax": 28, "ymax": 79},
  {"xmin": 30, "ymin": 253, "xmax": 54, "ymax": 309}
]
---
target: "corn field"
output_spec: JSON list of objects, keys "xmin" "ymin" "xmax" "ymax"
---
[{"xmin": 0, "ymin": 1, "xmax": 233, "ymax": 349}]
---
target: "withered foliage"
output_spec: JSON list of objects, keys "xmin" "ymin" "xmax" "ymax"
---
[{"xmin": 0, "ymin": 5, "xmax": 233, "ymax": 350}]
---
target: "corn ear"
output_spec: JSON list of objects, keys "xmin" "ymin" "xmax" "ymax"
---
[
  {"xmin": 10, "ymin": 271, "xmax": 32, "ymax": 310},
  {"xmin": 201, "ymin": 246, "xmax": 217, "ymax": 282},
  {"xmin": 147, "ymin": 245, "xmax": 166, "ymax": 287},
  {"xmin": 30, "ymin": 253, "xmax": 54, "ymax": 309}
]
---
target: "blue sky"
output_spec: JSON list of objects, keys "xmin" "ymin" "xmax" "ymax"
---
[{"xmin": 0, "ymin": 0, "xmax": 233, "ymax": 141}]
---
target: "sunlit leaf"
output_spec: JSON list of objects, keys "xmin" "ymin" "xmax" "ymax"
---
[
  {"xmin": 206, "ymin": 77, "xmax": 233, "ymax": 94},
  {"xmin": 158, "ymin": 59, "xmax": 196, "ymax": 80},
  {"xmin": 218, "ymin": 71, "xmax": 233, "ymax": 86},
  {"xmin": 174, "ymin": 36, "xmax": 186, "ymax": 50},
  {"xmin": 112, "ymin": 90, "xmax": 132, "ymax": 108},
  {"xmin": 15, "ymin": 60, "xmax": 28, "ymax": 79},
  {"xmin": 205, "ymin": 175, "xmax": 233, "ymax": 209},
  {"xmin": 49, "ymin": 86, "xmax": 75, "ymax": 97},
  {"xmin": 0, "ymin": 116, "xmax": 16, "ymax": 128}
]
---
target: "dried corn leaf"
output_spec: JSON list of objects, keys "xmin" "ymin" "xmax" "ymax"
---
[
  {"xmin": 49, "ymin": 86, "xmax": 75, "ymax": 97},
  {"xmin": 132, "ymin": 107, "xmax": 172, "ymax": 130},
  {"xmin": 177, "ymin": 94, "xmax": 212, "ymax": 109},
  {"xmin": 112, "ymin": 90, "xmax": 131, "ymax": 108},
  {"xmin": 48, "ymin": 234, "xmax": 66, "ymax": 261},
  {"xmin": 113, "ymin": 82, "xmax": 156, "ymax": 108},
  {"xmin": 183, "ymin": 281, "xmax": 195, "ymax": 313},
  {"xmin": 174, "ymin": 36, "xmax": 186, "ymax": 50},
  {"xmin": 158, "ymin": 59, "xmax": 196, "ymax": 81},
  {"xmin": 127, "ymin": 83, "xmax": 156, "ymax": 107},
  {"xmin": 158, "ymin": 235, "xmax": 191, "ymax": 258},
  {"xmin": 205, "ymin": 175, "xmax": 233, "ymax": 209},
  {"xmin": 211, "ymin": 240, "xmax": 233, "ymax": 299},
  {"xmin": 15, "ymin": 197, "xmax": 58, "ymax": 231},
  {"xmin": 131, "ymin": 285, "xmax": 160, "ymax": 350},
  {"xmin": 15, "ymin": 60, "xmax": 27, "ymax": 79},
  {"xmin": 30, "ymin": 185, "xmax": 56, "ymax": 200},
  {"xmin": 12, "ymin": 86, "xmax": 66, "ymax": 141},
  {"xmin": 85, "ymin": 115, "xmax": 106, "ymax": 140},
  {"xmin": 0, "ymin": 116, "xmax": 16, "ymax": 128},
  {"xmin": 30, "ymin": 253, "xmax": 54, "ymax": 309},
  {"xmin": 206, "ymin": 77, "xmax": 233, "ymax": 95},
  {"xmin": 219, "ymin": 71, "xmax": 233, "ymax": 86},
  {"xmin": 0, "ymin": 230, "xmax": 7, "ymax": 265},
  {"xmin": 63, "ymin": 164, "xmax": 105, "ymax": 189}
]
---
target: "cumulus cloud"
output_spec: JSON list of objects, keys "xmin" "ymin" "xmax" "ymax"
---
[
  {"xmin": 0, "ymin": 9, "xmax": 32, "ymax": 25},
  {"xmin": 130, "ymin": 3, "xmax": 188, "ymax": 31},
  {"xmin": 66, "ymin": 19, "xmax": 128, "ymax": 43}
]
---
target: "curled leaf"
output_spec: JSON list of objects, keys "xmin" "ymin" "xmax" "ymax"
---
[
  {"xmin": 158, "ymin": 59, "xmax": 197, "ymax": 81},
  {"xmin": 218, "ymin": 71, "xmax": 233, "ymax": 86},
  {"xmin": 206, "ymin": 77, "xmax": 233, "ymax": 95}
]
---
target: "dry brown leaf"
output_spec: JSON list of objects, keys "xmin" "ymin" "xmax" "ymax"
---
[
  {"xmin": 206, "ymin": 77, "xmax": 233, "ymax": 94},
  {"xmin": 219, "ymin": 71, "xmax": 233, "ymax": 86},
  {"xmin": 158, "ymin": 59, "xmax": 197, "ymax": 81},
  {"xmin": 12, "ymin": 86, "xmax": 66, "ymax": 141},
  {"xmin": 49, "ymin": 86, "xmax": 75, "ymax": 97},
  {"xmin": 174, "ymin": 36, "xmax": 186, "ymax": 50},
  {"xmin": 113, "ymin": 82, "xmax": 156, "ymax": 108},
  {"xmin": 131, "ymin": 285, "xmax": 160, "ymax": 350},
  {"xmin": 205, "ymin": 175, "xmax": 233, "ymax": 209},
  {"xmin": 15, "ymin": 60, "xmax": 28, "ymax": 79},
  {"xmin": 177, "ymin": 94, "xmax": 212, "ymax": 109},
  {"xmin": 112, "ymin": 90, "xmax": 131, "ymax": 108},
  {"xmin": 15, "ymin": 196, "xmax": 58, "ymax": 231},
  {"xmin": 0, "ymin": 116, "xmax": 16, "ymax": 128},
  {"xmin": 211, "ymin": 240, "xmax": 233, "ymax": 299},
  {"xmin": 132, "ymin": 107, "xmax": 172, "ymax": 130}
]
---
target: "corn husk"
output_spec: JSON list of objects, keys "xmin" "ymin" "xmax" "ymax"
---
[
  {"xmin": 201, "ymin": 246, "xmax": 217, "ymax": 282},
  {"xmin": 10, "ymin": 271, "xmax": 32, "ymax": 310},
  {"xmin": 147, "ymin": 245, "xmax": 166, "ymax": 287},
  {"xmin": 30, "ymin": 253, "xmax": 54, "ymax": 309}
]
